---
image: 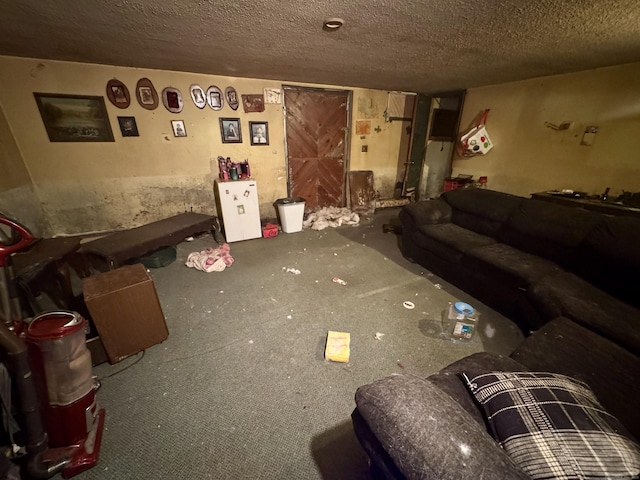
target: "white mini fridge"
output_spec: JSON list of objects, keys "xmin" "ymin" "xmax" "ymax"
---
[{"xmin": 214, "ymin": 179, "xmax": 262, "ymax": 242}]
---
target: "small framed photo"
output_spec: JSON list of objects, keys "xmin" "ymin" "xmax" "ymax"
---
[
  {"xmin": 171, "ymin": 120, "xmax": 187, "ymax": 137},
  {"xmin": 219, "ymin": 118, "xmax": 241, "ymax": 143},
  {"xmin": 249, "ymin": 121, "xmax": 269, "ymax": 145},
  {"xmin": 118, "ymin": 116, "xmax": 139, "ymax": 137}
]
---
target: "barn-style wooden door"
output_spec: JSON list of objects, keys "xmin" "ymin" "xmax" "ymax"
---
[{"xmin": 283, "ymin": 87, "xmax": 350, "ymax": 211}]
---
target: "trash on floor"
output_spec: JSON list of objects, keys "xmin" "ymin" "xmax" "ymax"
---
[
  {"xmin": 303, "ymin": 206, "xmax": 360, "ymax": 230},
  {"xmin": 332, "ymin": 277, "xmax": 347, "ymax": 285},
  {"xmin": 325, "ymin": 331, "xmax": 350, "ymax": 363},
  {"xmin": 433, "ymin": 283, "xmax": 442, "ymax": 289},
  {"xmin": 375, "ymin": 332, "xmax": 385, "ymax": 340},
  {"xmin": 283, "ymin": 267, "xmax": 301, "ymax": 275},
  {"xmin": 446, "ymin": 302, "xmax": 479, "ymax": 341},
  {"xmin": 185, "ymin": 243, "xmax": 234, "ymax": 272},
  {"xmin": 403, "ymin": 301, "xmax": 415, "ymax": 309}
]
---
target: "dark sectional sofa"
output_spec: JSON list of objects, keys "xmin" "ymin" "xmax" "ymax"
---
[
  {"xmin": 398, "ymin": 188, "xmax": 639, "ymax": 349},
  {"xmin": 351, "ymin": 188, "xmax": 640, "ymax": 479}
]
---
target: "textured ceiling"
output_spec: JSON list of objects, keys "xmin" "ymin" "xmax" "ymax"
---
[{"xmin": 1, "ymin": 0, "xmax": 640, "ymax": 93}]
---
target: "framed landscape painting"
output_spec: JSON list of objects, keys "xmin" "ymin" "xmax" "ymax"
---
[{"xmin": 34, "ymin": 93, "xmax": 115, "ymax": 142}]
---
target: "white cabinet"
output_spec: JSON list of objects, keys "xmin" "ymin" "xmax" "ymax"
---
[{"xmin": 214, "ymin": 179, "xmax": 262, "ymax": 242}]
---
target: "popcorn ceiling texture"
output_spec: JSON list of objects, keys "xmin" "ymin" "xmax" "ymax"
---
[{"xmin": 1, "ymin": 0, "xmax": 639, "ymax": 92}]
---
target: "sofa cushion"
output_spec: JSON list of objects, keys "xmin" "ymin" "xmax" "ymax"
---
[
  {"xmin": 462, "ymin": 243, "xmax": 562, "ymax": 290},
  {"xmin": 427, "ymin": 352, "xmax": 529, "ymax": 426},
  {"xmin": 354, "ymin": 374, "xmax": 529, "ymax": 480},
  {"xmin": 414, "ymin": 223, "xmax": 496, "ymax": 263},
  {"xmin": 572, "ymin": 215, "xmax": 640, "ymax": 309},
  {"xmin": 442, "ymin": 188, "xmax": 523, "ymax": 238},
  {"xmin": 498, "ymin": 199, "xmax": 601, "ymax": 267},
  {"xmin": 399, "ymin": 198, "xmax": 452, "ymax": 227},
  {"xmin": 466, "ymin": 371, "xmax": 640, "ymax": 479},
  {"xmin": 526, "ymin": 271, "xmax": 640, "ymax": 353},
  {"xmin": 512, "ymin": 316, "xmax": 640, "ymax": 439}
]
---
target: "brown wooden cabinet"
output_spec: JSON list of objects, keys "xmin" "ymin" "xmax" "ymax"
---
[{"xmin": 82, "ymin": 263, "xmax": 168, "ymax": 364}]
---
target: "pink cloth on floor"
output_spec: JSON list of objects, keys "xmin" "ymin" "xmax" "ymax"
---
[{"xmin": 185, "ymin": 243, "xmax": 234, "ymax": 272}]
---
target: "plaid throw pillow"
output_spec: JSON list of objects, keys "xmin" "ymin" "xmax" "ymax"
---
[{"xmin": 465, "ymin": 371, "xmax": 640, "ymax": 480}]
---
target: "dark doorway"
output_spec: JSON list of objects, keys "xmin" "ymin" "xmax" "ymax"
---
[{"xmin": 283, "ymin": 87, "xmax": 350, "ymax": 211}]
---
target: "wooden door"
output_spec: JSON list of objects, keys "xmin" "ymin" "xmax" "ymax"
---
[{"xmin": 284, "ymin": 88, "xmax": 349, "ymax": 211}]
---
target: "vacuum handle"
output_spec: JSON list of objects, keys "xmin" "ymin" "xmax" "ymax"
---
[{"xmin": 0, "ymin": 217, "xmax": 35, "ymax": 265}]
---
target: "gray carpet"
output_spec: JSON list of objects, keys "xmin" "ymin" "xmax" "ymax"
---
[{"xmin": 74, "ymin": 208, "xmax": 523, "ymax": 480}]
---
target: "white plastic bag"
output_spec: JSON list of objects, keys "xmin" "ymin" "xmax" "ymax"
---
[{"xmin": 459, "ymin": 109, "xmax": 493, "ymax": 156}]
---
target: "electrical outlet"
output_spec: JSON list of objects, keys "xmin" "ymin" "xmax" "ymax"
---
[{"xmin": 362, "ymin": 145, "xmax": 368, "ymax": 152}]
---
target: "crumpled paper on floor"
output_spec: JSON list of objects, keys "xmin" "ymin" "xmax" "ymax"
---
[
  {"xmin": 302, "ymin": 207, "xmax": 360, "ymax": 231},
  {"xmin": 185, "ymin": 243, "xmax": 234, "ymax": 272}
]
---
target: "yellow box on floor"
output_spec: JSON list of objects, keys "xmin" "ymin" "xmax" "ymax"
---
[{"xmin": 325, "ymin": 331, "xmax": 350, "ymax": 363}]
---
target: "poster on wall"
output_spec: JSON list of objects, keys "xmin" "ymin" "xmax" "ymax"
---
[
  {"xmin": 33, "ymin": 93, "xmax": 115, "ymax": 142},
  {"xmin": 264, "ymin": 88, "xmax": 281, "ymax": 104}
]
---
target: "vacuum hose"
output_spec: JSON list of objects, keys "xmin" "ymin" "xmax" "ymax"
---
[{"xmin": 0, "ymin": 323, "xmax": 69, "ymax": 478}]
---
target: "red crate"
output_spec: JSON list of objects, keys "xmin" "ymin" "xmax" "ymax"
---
[{"xmin": 262, "ymin": 223, "xmax": 279, "ymax": 238}]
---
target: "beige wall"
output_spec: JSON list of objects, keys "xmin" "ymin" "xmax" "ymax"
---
[
  {"xmin": 0, "ymin": 56, "xmax": 406, "ymax": 236},
  {"xmin": 0, "ymin": 99, "xmax": 49, "ymax": 235},
  {"xmin": 452, "ymin": 62, "xmax": 640, "ymax": 198}
]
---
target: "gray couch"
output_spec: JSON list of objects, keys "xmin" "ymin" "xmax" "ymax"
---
[{"xmin": 351, "ymin": 188, "xmax": 640, "ymax": 479}]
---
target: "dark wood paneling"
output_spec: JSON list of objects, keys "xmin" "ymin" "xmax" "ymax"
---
[{"xmin": 285, "ymin": 89, "xmax": 348, "ymax": 211}]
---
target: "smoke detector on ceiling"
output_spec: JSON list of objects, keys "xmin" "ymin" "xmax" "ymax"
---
[{"xmin": 323, "ymin": 18, "xmax": 344, "ymax": 31}]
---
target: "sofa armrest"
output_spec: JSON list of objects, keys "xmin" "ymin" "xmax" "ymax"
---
[
  {"xmin": 354, "ymin": 374, "xmax": 528, "ymax": 480},
  {"xmin": 400, "ymin": 199, "xmax": 452, "ymax": 227}
]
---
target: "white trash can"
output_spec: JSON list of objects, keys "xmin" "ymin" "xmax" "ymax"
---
[{"xmin": 275, "ymin": 197, "xmax": 305, "ymax": 233}]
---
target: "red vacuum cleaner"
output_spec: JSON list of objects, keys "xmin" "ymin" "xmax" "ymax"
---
[{"xmin": 0, "ymin": 215, "xmax": 105, "ymax": 478}]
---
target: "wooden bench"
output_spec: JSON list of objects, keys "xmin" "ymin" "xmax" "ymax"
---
[{"xmin": 79, "ymin": 212, "xmax": 219, "ymax": 271}]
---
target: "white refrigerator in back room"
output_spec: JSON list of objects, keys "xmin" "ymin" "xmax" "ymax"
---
[{"xmin": 214, "ymin": 179, "xmax": 262, "ymax": 242}]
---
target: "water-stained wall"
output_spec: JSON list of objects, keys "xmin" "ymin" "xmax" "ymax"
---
[
  {"xmin": 452, "ymin": 62, "xmax": 640, "ymax": 198},
  {"xmin": 0, "ymin": 56, "xmax": 406, "ymax": 236}
]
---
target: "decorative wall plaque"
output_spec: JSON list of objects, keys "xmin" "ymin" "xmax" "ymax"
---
[
  {"xmin": 241, "ymin": 94, "xmax": 265, "ymax": 113},
  {"xmin": 206, "ymin": 86, "xmax": 224, "ymax": 111},
  {"xmin": 161, "ymin": 87, "xmax": 184, "ymax": 113},
  {"xmin": 106, "ymin": 79, "xmax": 130, "ymax": 109},
  {"xmin": 135, "ymin": 78, "xmax": 159, "ymax": 110},
  {"xmin": 190, "ymin": 84, "xmax": 207, "ymax": 109},
  {"xmin": 225, "ymin": 87, "xmax": 239, "ymax": 111}
]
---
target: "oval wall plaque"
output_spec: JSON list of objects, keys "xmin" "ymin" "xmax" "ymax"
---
[
  {"xmin": 135, "ymin": 78, "xmax": 159, "ymax": 110},
  {"xmin": 225, "ymin": 86, "xmax": 239, "ymax": 111},
  {"xmin": 106, "ymin": 79, "xmax": 130, "ymax": 109},
  {"xmin": 190, "ymin": 84, "xmax": 207, "ymax": 109},
  {"xmin": 161, "ymin": 87, "xmax": 184, "ymax": 114},
  {"xmin": 206, "ymin": 86, "xmax": 224, "ymax": 111}
]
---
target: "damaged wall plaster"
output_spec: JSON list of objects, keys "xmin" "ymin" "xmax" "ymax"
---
[{"xmin": 0, "ymin": 56, "xmax": 405, "ymax": 235}]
